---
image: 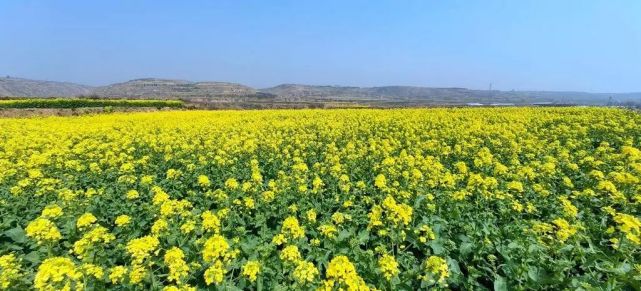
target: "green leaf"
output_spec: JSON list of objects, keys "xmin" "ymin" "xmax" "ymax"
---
[
  {"xmin": 4, "ymin": 227, "xmax": 27, "ymax": 243},
  {"xmin": 357, "ymin": 229, "xmax": 370, "ymax": 244},
  {"xmin": 614, "ymin": 262, "xmax": 631, "ymax": 275},
  {"xmin": 447, "ymin": 258, "xmax": 462, "ymax": 275},
  {"xmin": 24, "ymin": 251, "xmax": 41, "ymax": 264},
  {"xmin": 459, "ymin": 242, "xmax": 474, "ymax": 256},
  {"xmin": 337, "ymin": 229, "xmax": 351, "ymax": 242},
  {"xmin": 5, "ymin": 244, "xmax": 23, "ymax": 251},
  {"xmin": 429, "ymin": 239, "xmax": 445, "ymax": 255},
  {"xmin": 494, "ymin": 275, "xmax": 508, "ymax": 291}
]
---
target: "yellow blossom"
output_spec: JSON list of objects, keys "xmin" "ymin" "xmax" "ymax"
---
[
  {"xmin": 293, "ymin": 260, "xmax": 318, "ymax": 284},
  {"xmin": 109, "ymin": 266, "xmax": 128, "ymax": 284},
  {"xmin": 424, "ymin": 256, "xmax": 449, "ymax": 284},
  {"xmin": 242, "ymin": 260, "xmax": 261, "ymax": 282},
  {"xmin": 34, "ymin": 257, "xmax": 82, "ymax": 291},
  {"xmin": 378, "ymin": 254, "xmax": 399, "ymax": 280},
  {"xmin": 164, "ymin": 247, "xmax": 190, "ymax": 284},
  {"xmin": 41, "ymin": 205, "xmax": 63, "ymax": 219},
  {"xmin": 126, "ymin": 236, "xmax": 160, "ymax": 264},
  {"xmin": 204, "ymin": 260, "xmax": 225, "ymax": 285},
  {"xmin": 76, "ymin": 213, "xmax": 97, "ymax": 230},
  {"xmin": 198, "ymin": 175, "xmax": 211, "ymax": 187},
  {"xmin": 126, "ymin": 189, "xmax": 139, "ymax": 199},
  {"xmin": 26, "ymin": 218, "xmax": 62, "ymax": 244},
  {"xmin": 115, "ymin": 215, "xmax": 131, "ymax": 226},
  {"xmin": 0, "ymin": 254, "xmax": 22, "ymax": 289},
  {"xmin": 280, "ymin": 245, "xmax": 302, "ymax": 262}
]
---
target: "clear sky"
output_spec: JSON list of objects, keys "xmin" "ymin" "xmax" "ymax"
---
[{"xmin": 1, "ymin": 0, "xmax": 640, "ymax": 92}]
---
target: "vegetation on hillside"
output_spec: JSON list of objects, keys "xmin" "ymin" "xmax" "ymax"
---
[{"xmin": 0, "ymin": 98, "xmax": 183, "ymax": 109}]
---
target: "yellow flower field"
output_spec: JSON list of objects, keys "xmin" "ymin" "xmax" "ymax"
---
[{"xmin": 1, "ymin": 108, "xmax": 640, "ymax": 290}]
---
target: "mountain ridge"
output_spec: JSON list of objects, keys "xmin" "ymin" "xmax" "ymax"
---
[
  {"xmin": 0, "ymin": 76, "xmax": 93, "ymax": 97},
  {"xmin": 1, "ymin": 76, "xmax": 640, "ymax": 106}
]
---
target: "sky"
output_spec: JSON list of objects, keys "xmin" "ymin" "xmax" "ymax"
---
[{"xmin": 0, "ymin": 0, "xmax": 640, "ymax": 92}]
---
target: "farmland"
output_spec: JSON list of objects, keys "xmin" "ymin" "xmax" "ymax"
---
[
  {"xmin": 0, "ymin": 108, "xmax": 640, "ymax": 290},
  {"xmin": 0, "ymin": 98, "xmax": 184, "ymax": 109}
]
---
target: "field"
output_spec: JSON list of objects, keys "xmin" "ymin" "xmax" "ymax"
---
[
  {"xmin": 0, "ymin": 108, "xmax": 640, "ymax": 290},
  {"xmin": 0, "ymin": 98, "xmax": 183, "ymax": 109}
]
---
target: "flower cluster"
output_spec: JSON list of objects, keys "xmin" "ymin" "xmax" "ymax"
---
[{"xmin": 25, "ymin": 218, "xmax": 62, "ymax": 245}]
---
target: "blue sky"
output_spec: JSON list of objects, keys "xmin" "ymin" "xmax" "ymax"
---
[{"xmin": 1, "ymin": 0, "xmax": 640, "ymax": 92}]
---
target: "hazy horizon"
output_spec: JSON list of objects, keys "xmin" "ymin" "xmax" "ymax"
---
[
  {"xmin": 1, "ymin": 0, "xmax": 640, "ymax": 93},
  {"xmin": 4, "ymin": 75, "xmax": 641, "ymax": 95}
]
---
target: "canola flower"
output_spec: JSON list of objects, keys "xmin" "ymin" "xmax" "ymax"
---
[
  {"xmin": 242, "ymin": 260, "xmax": 261, "ymax": 283},
  {"xmin": 306, "ymin": 209, "xmax": 317, "ymax": 223},
  {"xmin": 552, "ymin": 218, "xmax": 578, "ymax": 242},
  {"xmin": 201, "ymin": 211, "xmax": 221, "ymax": 233},
  {"xmin": 202, "ymin": 235, "xmax": 230, "ymax": 263},
  {"xmin": 33, "ymin": 257, "xmax": 82, "ymax": 291},
  {"xmin": 162, "ymin": 285, "xmax": 197, "ymax": 291},
  {"xmin": 293, "ymin": 260, "xmax": 319, "ymax": 284},
  {"xmin": 114, "ymin": 214, "xmax": 131, "ymax": 226},
  {"xmin": 126, "ymin": 236, "xmax": 160, "ymax": 264},
  {"xmin": 129, "ymin": 263, "xmax": 147, "ymax": 285},
  {"xmin": 279, "ymin": 245, "xmax": 302, "ymax": 262},
  {"xmin": 180, "ymin": 220, "xmax": 196, "ymax": 234},
  {"xmin": 416, "ymin": 225, "xmax": 436, "ymax": 243},
  {"xmin": 197, "ymin": 175, "xmax": 211, "ymax": 188},
  {"xmin": 613, "ymin": 213, "xmax": 641, "ymax": 245},
  {"xmin": 318, "ymin": 224, "xmax": 338, "ymax": 238},
  {"xmin": 0, "ymin": 254, "xmax": 22, "ymax": 289},
  {"xmin": 41, "ymin": 204, "xmax": 63, "ymax": 218},
  {"xmin": 151, "ymin": 218, "xmax": 169, "ymax": 235},
  {"xmin": 322, "ymin": 256, "xmax": 370, "ymax": 290},
  {"xmin": 109, "ymin": 266, "xmax": 128, "ymax": 284},
  {"xmin": 164, "ymin": 247, "xmax": 190, "ymax": 284},
  {"xmin": 378, "ymin": 254, "xmax": 399, "ymax": 280},
  {"xmin": 72, "ymin": 225, "xmax": 115, "ymax": 259},
  {"xmin": 126, "ymin": 189, "xmax": 140, "ymax": 200},
  {"xmin": 423, "ymin": 256, "xmax": 449, "ymax": 284},
  {"xmin": 1, "ymin": 108, "xmax": 641, "ymax": 289},
  {"xmin": 25, "ymin": 218, "xmax": 62, "ymax": 244},
  {"xmin": 81, "ymin": 263, "xmax": 104, "ymax": 280},
  {"xmin": 204, "ymin": 260, "xmax": 225, "ymax": 285},
  {"xmin": 76, "ymin": 213, "xmax": 97, "ymax": 230},
  {"xmin": 272, "ymin": 233, "xmax": 287, "ymax": 245},
  {"xmin": 281, "ymin": 216, "xmax": 305, "ymax": 239}
]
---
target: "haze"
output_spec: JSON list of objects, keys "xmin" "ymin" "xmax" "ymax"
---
[{"xmin": 1, "ymin": 0, "xmax": 640, "ymax": 93}]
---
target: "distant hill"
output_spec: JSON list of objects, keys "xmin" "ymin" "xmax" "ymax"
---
[
  {"xmin": 1, "ymin": 76, "xmax": 640, "ymax": 106},
  {"xmin": 261, "ymin": 84, "xmax": 492, "ymax": 103},
  {"xmin": 260, "ymin": 84, "xmax": 641, "ymax": 105},
  {"xmin": 0, "ymin": 76, "xmax": 93, "ymax": 97},
  {"xmin": 92, "ymin": 78, "xmax": 273, "ymax": 99}
]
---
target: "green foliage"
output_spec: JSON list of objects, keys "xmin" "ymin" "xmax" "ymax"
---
[{"xmin": 0, "ymin": 98, "xmax": 183, "ymax": 109}]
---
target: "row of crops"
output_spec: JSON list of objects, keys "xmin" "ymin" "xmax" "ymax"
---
[{"xmin": 0, "ymin": 98, "xmax": 183, "ymax": 109}]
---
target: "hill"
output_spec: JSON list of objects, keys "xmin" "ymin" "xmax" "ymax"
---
[
  {"xmin": 1, "ymin": 76, "xmax": 640, "ymax": 106},
  {"xmin": 260, "ymin": 84, "xmax": 641, "ymax": 105},
  {"xmin": 0, "ymin": 76, "xmax": 93, "ymax": 97},
  {"xmin": 92, "ymin": 78, "xmax": 273, "ymax": 100}
]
